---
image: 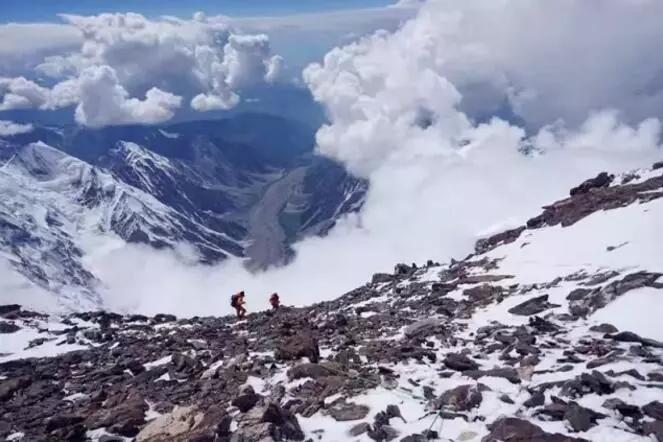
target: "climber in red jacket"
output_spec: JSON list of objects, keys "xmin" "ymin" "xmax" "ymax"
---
[
  {"xmin": 231, "ymin": 291, "xmax": 247, "ymax": 319},
  {"xmin": 269, "ymin": 292, "xmax": 280, "ymax": 310}
]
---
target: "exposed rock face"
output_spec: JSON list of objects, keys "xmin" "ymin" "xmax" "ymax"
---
[{"xmin": 569, "ymin": 172, "xmax": 614, "ymax": 196}]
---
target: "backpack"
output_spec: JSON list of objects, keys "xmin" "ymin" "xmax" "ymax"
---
[{"xmin": 230, "ymin": 294, "xmax": 239, "ymax": 308}]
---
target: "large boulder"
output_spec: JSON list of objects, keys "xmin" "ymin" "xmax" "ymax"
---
[
  {"xmin": 232, "ymin": 402, "xmax": 304, "ymax": 441},
  {"xmin": 569, "ymin": 172, "xmax": 613, "ymax": 196},
  {"xmin": 0, "ymin": 304, "xmax": 21, "ymax": 318},
  {"xmin": 643, "ymin": 401, "xmax": 663, "ymax": 420},
  {"xmin": 404, "ymin": 318, "xmax": 445, "ymax": 338},
  {"xmin": 0, "ymin": 321, "xmax": 20, "ymax": 334},
  {"xmin": 327, "ymin": 399, "xmax": 370, "ymax": 422},
  {"xmin": 435, "ymin": 384, "xmax": 484, "ymax": 412},
  {"xmin": 443, "ymin": 353, "xmax": 479, "ymax": 371},
  {"xmin": 508, "ymin": 295, "xmax": 557, "ymax": 316},
  {"xmin": 608, "ymin": 331, "xmax": 663, "ymax": 348},
  {"xmin": 136, "ymin": 405, "xmax": 203, "ymax": 442},
  {"xmin": 482, "ymin": 417, "xmax": 589, "ymax": 441},
  {"xmin": 232, "ymin": 387, "xmax": 262, "ymax": 413},
  {"xmin": 564, "ymin": 402, "xmax": 604, "ymax": 432},
  {"xmin": 286, "ymin": 363, "xmax": 338, "ymax": 380},
  {"xmin": 275, "ymin": 334, "xmax": 320, "ymax": 363}
]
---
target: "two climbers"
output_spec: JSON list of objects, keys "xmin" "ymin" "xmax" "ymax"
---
[{"xmin": 230, "ymin": 291, "xmax": 281, "ymax": 319}]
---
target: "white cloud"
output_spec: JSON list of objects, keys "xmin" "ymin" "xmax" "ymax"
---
[
  {"xmin": 0, "ymin": 12, "xmax": 282, "ymax": 126},
  {"xmin": 0, "ymin": 23, "xmax": 80, "ymax": 57},
  {"xmin": 190, "ymin": 33, "xmax": 282, "ymax": 111},
  {"xmin": 0, "ymin": 120, "xmax": 34, "ymax": 137},
  {"xmin": 0, "ymin": 77, "xmax": 50, "ymax": 110},
  {"xmin": 227, "ymin": 4, "xmax": 417, "ymax": 34},
  {"xmin": 73, "ymin": 65, "xmax": 182, "ymax": 127}
]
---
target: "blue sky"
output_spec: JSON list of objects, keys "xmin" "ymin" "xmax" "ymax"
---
[{"xmin": 0, "ymin": 0, "xmax": 394, "ymax": 22}]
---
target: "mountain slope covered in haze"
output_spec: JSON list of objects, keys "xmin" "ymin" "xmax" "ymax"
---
[
  {"xmin": 0, "ymin": 113, "xmax": 366, "ymax": 311},
  {"xmin": 1, "ymin": 162, "xmax": 662, "ymax": 441}
]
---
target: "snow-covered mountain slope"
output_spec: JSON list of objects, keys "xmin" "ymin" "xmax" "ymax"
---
[
  {"xmin": 1, "ymin": 162, "xmax": 661, "ymax": 441},
  {"xmin": 0, "ymin": 140, "xmax": 246, "ymax": 310},
  {"xmin": 3, "ymin": 114, "xmax": 366, "ymax": 268}
]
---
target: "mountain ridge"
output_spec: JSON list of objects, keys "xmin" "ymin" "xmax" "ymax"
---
[{"xmin": 1, "ymin": 160, "xmax": 662, "ymax": 441}]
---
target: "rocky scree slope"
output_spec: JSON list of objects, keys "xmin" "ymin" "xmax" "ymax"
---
[{"xmin": 1, "ymin": 162, "xmax": 663, "ymax": 441}]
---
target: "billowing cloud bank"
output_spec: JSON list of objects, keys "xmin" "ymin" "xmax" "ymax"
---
[
  {"xmin": 0, "ymin": 13, "xmax": 281, "ymax": 127},
  {"xmin": 78, "ymin": 0, "xmax": 663, "ymax": 317}
]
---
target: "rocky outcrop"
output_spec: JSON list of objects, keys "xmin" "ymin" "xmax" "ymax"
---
[{"xmin": 275, "ymin": 333, "xmax": 320, "ymax": 363}]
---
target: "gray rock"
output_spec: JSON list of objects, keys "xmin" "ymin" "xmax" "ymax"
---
[
  {"xmin": 0, "ymin": 321, "xmax": 20, "ymax": 333},
  {"xmin": 0, "ymin": 376, "xmax": 31, "ymax": 401},
  {"xmin": 508, "ymin": 295, "xmax": 556, "ymax": 316},
  {"xmin": 400, "ymin": 435, "xmax": 427, "ymax": 442},
  {"xmin": 275, "ymin": 333, "xmax": 320, "ymax": 363},
  {"xmin": 602, "ymin": 398, "xmax": 641, "ymax": 418},
  {"xmin": 483, "ymin": 417, "xmax": 590, "ymax": 441},
  {"xmin": 386, "ymin": 405, "xmax": 405, "ymax": 423},
  {"xmin": 643, "ymin": 401, "xmax": 663, "ymax": 420},
  {"xmin": 328, "ymin": 400, "xmax": 370, "ymax": 421},
  {"xmin": 608, "ymin": 331, "xmax": 663, "ymax": 348},
  {"xmin": 570, "ymin": 172, "xmax": 613, "ymax": 196},
  {"xmin": 436, "ymin": 384, "xmax": 484, "ymax": 412},
  {"xmin": 287, "ymin": 363, "xmax": 337, "ymax": 380},
  {"xmin": 230, "ymin": 422, "xmax": 273, "ymax": 442},
  {"xmin": 524, "ymin": 391, "xmax": 545, "ymax": 408},
  {"xmin": 349, "ymin": 422, "xmax": 371, "ymax": 436},
  {"xmin": 589, "ymin": 323, "xmax": 618, "ymax": 334},
  {"xmin": 232, "ymin": 392, "xmax": 262, "ymax": 413},
  {"xmin": 404, "ymin": 319, "xmax": 444, "ymax": 338},
  {"xmin": 564, "ymin": 403, "xmax": 594, "ymax": 432},
  {"xmin": 372, "ymin": 273, "xmax": 395, "ymax": 284},
  {"xmin": 443, "ymin": 353, "xmax": 479, "ymax": 371},
  {"xmin": 464, "ymin": 367, "xmax": 521, "ymax": 384},
  {"xmin": 643, "ymin": 420, "xmax": 663, "ymax": 442},
  {"xmin": 368, "ymin": 424, "xmax": 399, "ymax": 441},
  {"xmin": 566, "ymin": 288, "xmax": 592, "ymax": 301}
]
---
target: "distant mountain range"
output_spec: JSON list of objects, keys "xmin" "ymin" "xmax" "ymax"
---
[{"xmin": 0, "ymin": 113, "xmax": 366, "ymax": 310}]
